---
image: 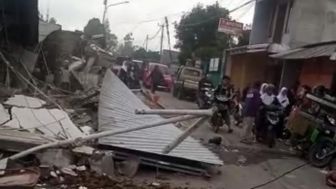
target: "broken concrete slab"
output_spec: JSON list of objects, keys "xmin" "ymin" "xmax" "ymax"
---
[
  {"xmin": 89, "ymin": 151, "xmax": 115, "ymax": 178},
  {"xmin": 5, "ymin": 107, "xmax": 84, "ymax": 139},
  {"xmin": 5, "ymin": 95, "xmax": 46, "ymax": 108},
  {"xmin": 37, "ymin": 149, "xmax": 74, "ymax": 168}
]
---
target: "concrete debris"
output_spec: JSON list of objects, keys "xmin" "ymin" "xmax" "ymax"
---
[
  {"xmin": 61, "ymin": 167, "xmax": 78, "ymax": 177},
  {"xmin": 75, "ymin": 166, "xmax": 87, "ymax": 172},
  {"xmin": 0, "ymin": 158, "xmax": 8, "ymax": 175},
  {"xmin": 72, "ymin": 146, "xmax": 95, "ymax": 155},
  {"xmin": 5, "ymin": 107, "xmax": 84, "ymax": 139},
  {"xmin": 80, "ymin": 125, "xmax": 94, "ymax": 135},
  {"xmin": 89, "ymin": 151, "xmax": 115, "ymax": 178},
  {"xmin": 0, "ymin": 167, "xmax": 40, "ymax": 188},
  {"xmin": 0, "ymin": 104, "xmax": 9, "ymax": 124},
  {"xmin": 237, "ymin": 155, "xmax": 247, "ymax": 165},
  {"xmin": 116, "ymin": 156, "xmax": 140, "ymax": 178},
  {"xmin": 50, "ymin": 171, "xmax": 58, "ymax": 178},
  {"xmin": 37, "ymin": 149, "xmax": 74, "ymax": 168},
  {"xmin": 4, "ymin": 95, "xmax": 46, "ymax": 108}
]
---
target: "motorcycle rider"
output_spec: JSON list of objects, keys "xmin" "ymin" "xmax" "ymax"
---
[
  {"xmin": 197, "ymin": 73, "xmax": 214, "ymax": 109},
  {"xmin": 256, "ymin": 84, "xmax": 281, "ymax": 142},
  {"xmin": 214, "ymin": 76, "xmax": 234, "ymax": 133}
]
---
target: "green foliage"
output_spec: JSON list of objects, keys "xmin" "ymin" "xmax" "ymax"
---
[
  {"xmin": 237, "ymin": 29, "xmax": 250, "ymax": 46},
  {"xmin": 175, "ymin": 3, "xmax": 231, "ymax": 64},
  {"xmin": 49, "ymin": 17, "xmax": 57, "ymax": 24},
  {"xmin": 104, "ymin": 19, "xmax": 118, "ymax": 52},
  {"xmin": 117, "ymin": 33, "xmax": 135, "ymax": 57},
  {"xmin": 83, "ymin": 18, "xmax": 105, "ymax": 47},
  {"xmin": 84, "ymin": 18, "xmax": 105, "ymax": 37}
]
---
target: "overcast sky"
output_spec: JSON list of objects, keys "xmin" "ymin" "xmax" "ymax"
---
[{"xmin": 39, "ymin": 0, "xmax": 255, "ymax": 51}]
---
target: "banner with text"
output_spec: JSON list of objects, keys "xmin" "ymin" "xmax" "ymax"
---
[{"xmin": 218, "ymin": 18, "xmax": 243, "ymax": 35}]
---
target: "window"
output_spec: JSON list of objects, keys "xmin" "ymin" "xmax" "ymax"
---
[{"xmin": 209, "ymin": 58, "xmax": 220, "ymax": 72}]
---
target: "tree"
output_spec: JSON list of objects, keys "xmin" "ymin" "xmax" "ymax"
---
[
  {"xmin": 117, "ymin": 33, "xmax": 135, "ymax": 57},
  {"xmin": 49, "ymin": 17, "xmax": 57, "ymax": 24},
  {"xmin": 84, "ymin": 18, "xmax": 105, "ymax": 37},
  {"xmin": 237, "ymin": 30, "xmax": 251, "ymax": 46},
  {"xmin": 104, "ymin": 19, "xmax": 118, "ymax": 53},
  {"xmin": 83, "ymin": 18, "xmax": 105, "ymax": 47},
  {"xmin": 175, "ymin": 3, "xmax": 232, "ymax": 64}
]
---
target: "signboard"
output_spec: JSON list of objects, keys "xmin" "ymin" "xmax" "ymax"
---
[{"xmin": 218, "ymin": 18, "xmax": 243, "ymax": 35}]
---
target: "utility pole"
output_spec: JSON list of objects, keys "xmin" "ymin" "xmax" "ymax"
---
[
  {"xmin": 159, "ymin": 23, "xmax": 165, "ymax": 63},
  {"xmin": 145, "ymin": 35, "xmax": 149, "ymax": 51},
  {"xmin": 165, "ymin": 17, "xmax": 173, "ymax": 66}
]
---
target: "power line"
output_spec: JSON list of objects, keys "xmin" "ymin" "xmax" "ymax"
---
[
  {"xmin": 248, "ymin": 162, "xmax": 308, "ymax": 189},
  {"xmin": 148, "ymin": 27, "xmax": 162, "ymax": 40},
  {"xmin": 178, "ymin": 0, "xmax": 261, "ymax": 28}
]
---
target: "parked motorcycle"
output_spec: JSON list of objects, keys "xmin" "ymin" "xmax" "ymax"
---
[{"xmin": 308, "ymin": 114, "xmax": 336, "ymax": 167}]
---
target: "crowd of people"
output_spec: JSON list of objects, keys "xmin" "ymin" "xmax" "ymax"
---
[
  {"xmin": 198, "ymin": 73, "xmax": 312, "ymax": 146},
  {"xmin": 118, "ymin": 59, "xmax": 142, "ymax": 89},
  {"xmin": 117, "ymin": 60, "xmax": 165, "ymax": 95}
]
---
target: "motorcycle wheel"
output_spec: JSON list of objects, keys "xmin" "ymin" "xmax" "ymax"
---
[
  {"xmin": 328, "ymin": 157, "xmax": 336, "ymax": 170},
  {"xmin": 266, "ymin": 128, "xmax": 275, "ymax": 148},
  {"xmin": 281, "ymin": 129, "xmax": 292, "ymax": 140},
  {"xmin": 308, "ymin": 137, "xmax": 336, "ymax": 168},
  {"xmin": 211, "ymin": 113, "xmax": 222, "ymax": 133}
]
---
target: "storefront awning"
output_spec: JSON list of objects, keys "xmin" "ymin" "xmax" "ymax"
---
[
  {"xmin": 271, "ymin": 41, "xmax": 336, "ymax": 60},
  {"xmin": 227, "ymin": 43, "xmax": 289, "ymax": 55}
]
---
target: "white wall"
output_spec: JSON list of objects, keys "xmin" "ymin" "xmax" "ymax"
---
[{"xmin": 284, "ymin": 0, "xmax": 336, "ymax": 47}]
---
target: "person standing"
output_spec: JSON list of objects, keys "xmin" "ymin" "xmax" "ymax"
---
[
  {"xmin": 118, "ymin": 61, "xmax": 129, "ymax": 84},
  {"xmin": 148, "ymin": 65, "xmax": 164, "ymax": 94},
  {"xmin": 277, "ymin": 87, "xmax": 290, "ymax": 109},
  {"xmin": 241, "ymin": 81, "xmax": 262, "ymax": 144},
  {"xmin": 214, "ymin": 76, "xmax": 234, "ymax": 133}
]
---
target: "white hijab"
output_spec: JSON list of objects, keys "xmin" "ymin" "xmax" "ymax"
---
[
  {"xmin": 260, "ymin": 83, "xmax": 268, "ymax": 95},
  {"xmin": 277, "ymin": 87, "xmax": 290, "ymax": 108},
  {"xmin": 121, "ymin": 61, "xmax": 128, "ymax": 72}
]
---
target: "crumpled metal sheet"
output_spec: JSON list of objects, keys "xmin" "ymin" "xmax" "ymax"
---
[{"xmin": 98, "ymin": 70, "xmax": 222, "ymax": 165}]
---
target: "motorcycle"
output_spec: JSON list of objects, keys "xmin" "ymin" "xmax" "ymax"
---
[
  {"xmin": 308, "ymin": 114, "xmax": 336, "ymax": 167},
  {"xmin": 197, "ymin": 87, "xmax": 214, "ymax": 109},
  {"xmin": 210, "ymin": 94, "xmax": 231, "ymax": 133},
  {"xmin": 256, "ymin": 105, "xmax": 283, "ymax": 148}
]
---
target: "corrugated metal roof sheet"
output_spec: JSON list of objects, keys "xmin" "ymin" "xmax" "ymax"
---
[
  {"xmin": 271, "ymin": 43, "xmax": 336, "ymax": 59},
  {"xmin": 98, "ymin": 70, "xmax": 222, "ymax": 165}
]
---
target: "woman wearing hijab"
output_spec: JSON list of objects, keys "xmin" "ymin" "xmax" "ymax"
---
[
  {"xmin": 276, "ymin": 87, "xmax": 291, "ymax": 138},
  {"xmin": 277, "ymin": 87, "xmax": 290, "ymax": 108},
  {"xmin": 261, "ymin": 84, "xmax": 277, "ymax": 106},
  {"xmin": 256, "ymin": 84, "xmax": 280, "ymax": 141},
  {"xmin": 260, "ymin": 83, "xmax": 268, "ymax": 95},
  {"xmin": 118, "ymin": 61, "xmax": 129, "ymax": 84}
]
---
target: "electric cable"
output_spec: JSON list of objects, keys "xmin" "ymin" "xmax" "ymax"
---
[{"xmin": 248, "ymin": 162, "xmax": 309, "ymax": 189}]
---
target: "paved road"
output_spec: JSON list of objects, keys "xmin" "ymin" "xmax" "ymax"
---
[{"xmin": 137, "ymin": 91, "xmax": 331, "ymax": 189}]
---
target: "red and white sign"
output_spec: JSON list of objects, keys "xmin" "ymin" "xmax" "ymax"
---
[{"xmin": 218, "ymin": 18, "xmax": 243, "ymax": 35}]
